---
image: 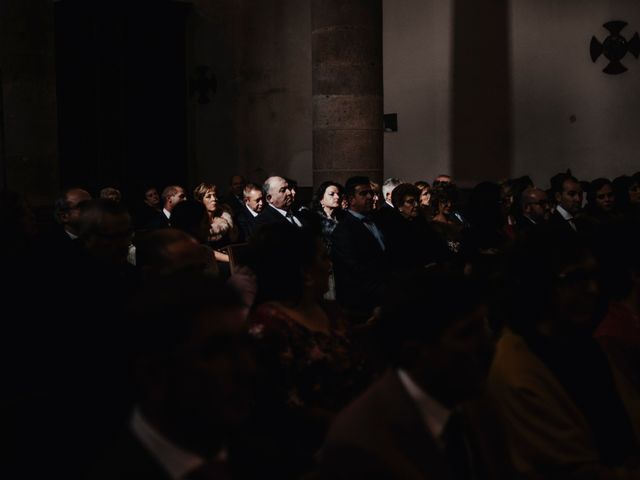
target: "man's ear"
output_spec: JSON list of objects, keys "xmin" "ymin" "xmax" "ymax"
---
[
  {"xmin": 555, "ymin": 191, "xmax": 562, "ymax": 203},
  {"xmin": 266, "ymin": 193, "xmax": 272, "ymax": 202}
]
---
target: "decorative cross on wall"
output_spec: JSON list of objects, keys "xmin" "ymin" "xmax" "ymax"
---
[
  {"xmin": 590, "ymin": 21, "xmax": 640, "ymax": 74},
  {"xmin": 189, "ymin": 66, "xmax": 217, "ymax": 104}
]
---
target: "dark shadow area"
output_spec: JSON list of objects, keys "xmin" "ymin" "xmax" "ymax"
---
[{"xmin": 54, "ymin": 0, "xmax": 190, "ymax": 197}]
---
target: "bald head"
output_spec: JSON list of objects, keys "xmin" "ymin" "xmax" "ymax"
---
[
  {"xmin": 521, "ymin": 187, "xmax": 551, "ymax": 223},
  {"xmin": 263, "ymin": 176, "xmax": 293, "ymax": 210}
]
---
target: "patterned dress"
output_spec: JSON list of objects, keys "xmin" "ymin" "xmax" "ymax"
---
[{"xmin": 247, "ymin": 301, "xmax": 365, "ymax": 413}]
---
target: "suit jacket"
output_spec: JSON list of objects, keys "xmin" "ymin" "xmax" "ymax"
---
[
  {"xmin": 254, "ymin": 204, "xmax": 303, "ymax": 229},
  {"xmin": 488, "ymin": 330, "xmax": 640, "ymax": 479},
  {"xmin": 548, "ymin": 209, "xmax": 580, "ymax": 234},
  {"xmin": 145, "ymin": 210, "xmax": 171, "ymax": 230},
  {"xmin": 330, "ymin": 212, "xmax": 388, "ymax": 314},
  {"xmin": 223, "ymin": 193, "xmax": 245, "ymax": 216},
  {"xmin": 376, "ymin": 209, "xmax": 447, "ymax": 272},
  {"xmin": 87, "ymin": 428, "xmax": 171, "ymax": 480},
  {"xmin": 236, "ymin": 206, "xmax": 259, "ymax": 242},
  {"xmin": 320, "ymin": 370, "xmax": 512, "ymax": 479}
]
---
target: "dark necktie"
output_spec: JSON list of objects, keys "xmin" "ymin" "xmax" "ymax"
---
[
  {"xmin": 361, "ymin": 216, "xmax": 385, "ymax": 250},
  {"xmin": 441, "ymin": 413, "xmax": 474, "ymax": 480}
]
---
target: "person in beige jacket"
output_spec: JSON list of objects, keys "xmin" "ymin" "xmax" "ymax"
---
[{"xmin": 488, "ymin": 226, "xmax": 640, "ymax": 479}]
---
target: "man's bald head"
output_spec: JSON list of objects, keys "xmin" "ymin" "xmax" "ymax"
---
[{"xmin": 521, "ymin": 187, "xmax": 550, "ymax": 223}]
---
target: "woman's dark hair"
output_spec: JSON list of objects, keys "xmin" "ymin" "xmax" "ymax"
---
[
  {"xmin": 465, "ymin": 182, "xmax": 504, "ymax": 230},
  {"xmin": 430, "ymin": 185, "xmax": 456, "ymax": 213},
  {"xmin": 247, "ymin": 223, "xmax": 321, "ymax": 305},
  {"xmin": 171, "ymin": 200, "xmax": 208, "ymax": 242},
  {"xmin": 506, "ymin": 225, "xmax": 592, "ymax": 338},
  {"xmin": 311, "ymin": 181, "xmax": 343, "ymax": 213},
  {"xmin": 612, "ymin": 175, "xmax": 639, "ymax": 212},
  {"xmin": 391, "ymin": 183, "xmax": 420, "ymax": 209},
  {"xmin": 380, "ymin": 270, "xmax": 485, "ymax": 367},
  {"xmin": 586, "ymin": 178, "xmax": 612, "ymax": 211}
]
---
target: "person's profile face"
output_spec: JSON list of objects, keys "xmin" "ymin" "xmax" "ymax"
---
[
  {"xmin": 349, "ymin": 184, "xmax": 374, "ymax": 213},
  {"xmin": 557, "ymin": 180, "xmax": 583, "ymax": 214},
  {"xmin": 595, "ymin": 184, "xmax": 614, "ymax": 212},
  {"xmin": 169, "ymin": 188, "xmax": 187, "ymax": 208},
  {"xmin": 202, "ymin": 189, "xmax": 218, "ymax": 213},
  {"xmin": 231, "ymin": 176, "xmax": 246, "ymax": 196},
  {"xmin": 144, "ymin": 188, "xmax": 160, "ymax": 208},
  {"xmin": 268, "ymin": 178, "xmax": 292, "ymax": 209},
  {"xmin": 398, "ymin": 195, "xmax": 418, "ymax": 219},
  {"xmin": 321, "ymin": 185, "xmax": 341, "ymax": 210},
  {"xmin": 246, "ymin": 189, "xmax": 264, "ymax": 212},
  {"xmin": 419, "ymin": 188, "xmax": 431, "ymax": 207}
]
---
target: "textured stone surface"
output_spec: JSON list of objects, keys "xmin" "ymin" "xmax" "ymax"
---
[
  {"xmin": 311, "ymin": 0, "xmax": 382, "ymax": 31},
  {"xmin": 312, "ymin": 62, "xmax": 381, "ymax": 95},
  {"xmin": 313, "ymin": 94, "xmax": 383, "ymax": 130},
  {"xmin": 313, "ymin": 129, "xmax": 382, "ymax": 170},
  {"xmin": 314, "ymin": 169, "xmax": 382, "ymax": 188},
  {"xmin": 312, "ymin": 26, "xmax": 382, "ymax": 67},
  {"xmin": 311, "ymin": 0, "xmax": 383, "ymax": 188}
]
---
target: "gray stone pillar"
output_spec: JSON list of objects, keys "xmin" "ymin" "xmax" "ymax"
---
[
  {"xmin": 311, "ymin": 0, "xmax": 383, "ymax": 188},
  {"xmin": 0, "ymin": 0, "xmax": 59, "ymax": 206}
]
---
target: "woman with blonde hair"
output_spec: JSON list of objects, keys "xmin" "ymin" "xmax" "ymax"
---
[{"xmin": 193, "ymin": 183, "xmax": 238, "ymax": 262}]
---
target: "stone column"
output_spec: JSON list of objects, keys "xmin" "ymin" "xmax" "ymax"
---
[
  {"xmin": 0, "ymin": 0, "xmax": 59, "ymax": 206},
  {"xmin": 452, "ymin": 0, "xmax": 511, "ymax": 185},
  {"xmin": 311, "ymin": 0, "xmax": 383, "ymax": 188}
]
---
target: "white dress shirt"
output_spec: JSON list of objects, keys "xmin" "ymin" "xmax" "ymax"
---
[
  {"xmin": 246, "ymin": 205, "xmax": 259, "ymax": 218},
  {"xmin": 397, "ymin": 369, "xmax": 452, "ymax": 446},
  {"xmin": 556, "ymin": 204, "xmax": 576, "ymax": 231},
  {"xmin": 271, "ymin": 204, "xmax": 302, "ymax": 227},
  {"xmin": 131, "ymin": 408, "xmax": 225, "ymax": 480}
]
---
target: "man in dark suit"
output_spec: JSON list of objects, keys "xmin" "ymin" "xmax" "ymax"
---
[
  {"xmin": 236, "ymin": 182, "xmax": 265, "ymax": 241},
  {"xmin": 254, "ymin": 176, "xmax": 303, "ymax": 228},
  {"xmin": 330, "ymin": 176, "xmax": 388, "ymax": 315},
  {"xmin": 320, "ymin": 271, "xmax": 512, "ymax": 479},
  {"xmin": 87, "ymin": 271, "xmax": 257, "ymax": 479},
  {"xmin": 146, "ymin": 185, "xmax": 187, "ymax": 230},
  {"xmin": 548, "ymin": 171, "xmax": 583, "ymax": 233},
  {"xmin": 222, "ymin": 174, "xmax": 247, "ymax": 216},
  {"xmin": 516, "ymin": 187, "xmax": 551, "ymax": 237},
  {"xmin": 43, "ymin": 187, "xmax": 92, "ymax": 248}
]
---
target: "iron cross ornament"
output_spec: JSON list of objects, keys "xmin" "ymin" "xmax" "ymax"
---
[{"xmin": 590, "ymin": 21, "xmax": 640, "ymax": 74}]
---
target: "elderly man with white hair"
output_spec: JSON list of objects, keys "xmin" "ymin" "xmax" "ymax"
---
[{"xmin": 254, "ymin": 176, "xmax": 303, "ymax": 228}]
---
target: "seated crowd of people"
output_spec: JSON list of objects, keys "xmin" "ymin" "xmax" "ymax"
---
[{"xmin": 1, "ymin": 169, "xmax": 640, "ymax": 479}]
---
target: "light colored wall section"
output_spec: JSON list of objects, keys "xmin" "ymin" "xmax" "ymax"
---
[
  {"xmin": 190, "ymin": 0, "xmax": 312, "ymax": 187},
  {"xmin": 511, "ymin": 1, "xmax": 640, "ymax": 187},
  {"xmin": 383, "ymin": 0, "xmax": 453, "ymax": 183},
  {"xmin": 235, "ymin": 0, "xmax": 312, "ymax": 185}
]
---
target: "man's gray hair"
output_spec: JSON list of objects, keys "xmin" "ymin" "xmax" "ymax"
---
[
  {"xmin": 382, "ymin": 177, "xmax": 402, "ymax": 198},
  {"xmin": 243, "ymin": 183, "xmax": 263, "ymax": 199},
  {"xmin": 262, "ymin": 176, "xmax": 285, "ymax": 196}
]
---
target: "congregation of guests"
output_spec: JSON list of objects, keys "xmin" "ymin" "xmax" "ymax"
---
[{"xmin": 1, "ymin": 168, "xmax": 640, "ymax": 479}]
